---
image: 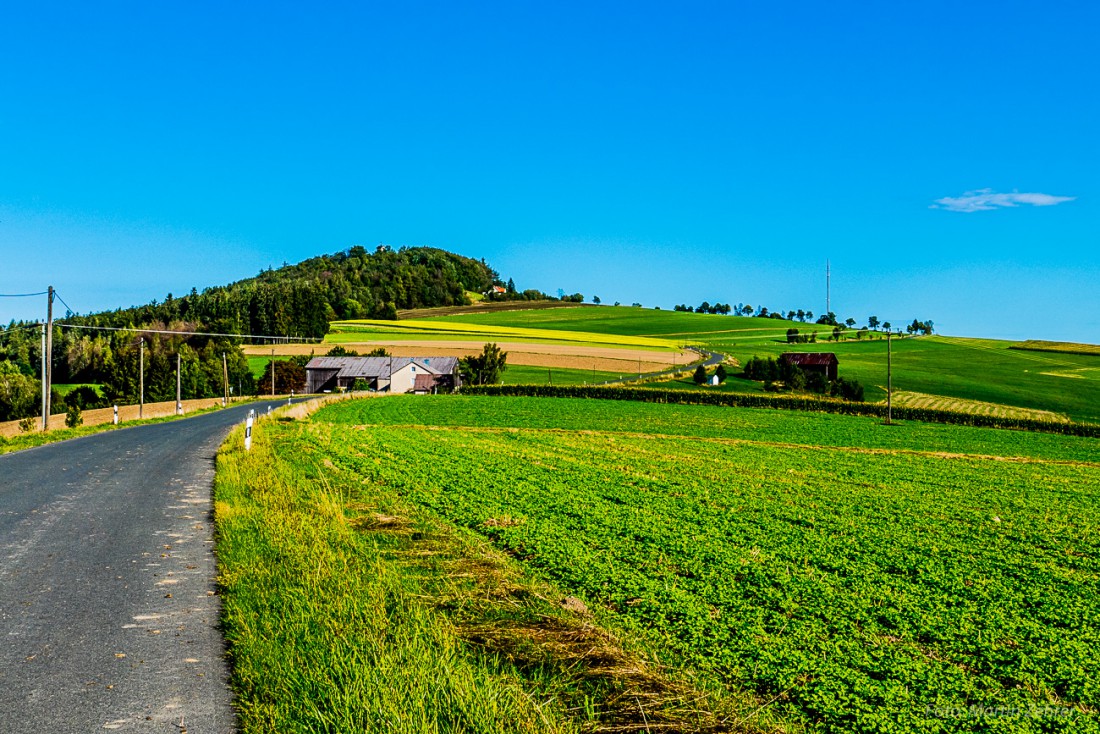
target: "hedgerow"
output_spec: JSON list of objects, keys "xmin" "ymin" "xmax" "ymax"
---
[{"xmin": 461, "ymin": 384, "xmax": 1100, "ymax": 437}]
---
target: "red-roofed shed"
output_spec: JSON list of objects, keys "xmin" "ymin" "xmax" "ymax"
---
[{"xmin": 780, "ymin": 352, "xmax": 839, "ymax": 380}]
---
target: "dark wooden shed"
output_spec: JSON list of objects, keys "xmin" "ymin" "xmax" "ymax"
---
[{"xmin": 780, "ymin": 352, "xmax": 839, "ymax": 380}]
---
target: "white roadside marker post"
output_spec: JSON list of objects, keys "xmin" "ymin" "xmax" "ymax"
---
[
  {"xmin": 113, "ymin": 405, "xmax": 118, "ymax": 425},
  {"xmin": 245, "ymin": 409, "xmax": 254, "ymax": 451}
]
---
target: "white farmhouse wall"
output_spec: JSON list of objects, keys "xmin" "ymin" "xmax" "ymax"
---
[{"xmin": 390, "ymin": 363, "xmax": 418, "ymax": 394}]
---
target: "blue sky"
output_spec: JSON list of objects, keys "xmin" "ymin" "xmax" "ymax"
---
[{"xmin": 2, "ymin": 1, "xmax": 1096, "ymax": 341}]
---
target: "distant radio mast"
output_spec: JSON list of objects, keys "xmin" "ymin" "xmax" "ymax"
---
[{"xmin": 826, "ymin": 260, "xmax": 831, "ymax": 316}]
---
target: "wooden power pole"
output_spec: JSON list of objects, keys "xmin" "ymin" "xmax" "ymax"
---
[
  {"xmin": 886, "ymin": 330, "xmax": 893, "ymax": 425},
  {"xmin": 176, "ymin": 352, "xmax": 182, "ymax": 415},
  {"xmin": 44, "ymin": 286, "xmax": 54, "ymax": 423},
  {"xmin": 40, "ymin": 322, "xmax": 47, "ymax": 430},
  {"xmin": 139, "ymin": 338, "xmax": 145, "ymax": 419}
]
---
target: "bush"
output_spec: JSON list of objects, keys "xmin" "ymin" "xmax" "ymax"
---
[
  {"xmin": 693, "ymin": 365, "xmax": 707, "ymax": 385},
  {"xmin": 19, "ymin": 417, "xmax": 36, "ymax": 433},
  {"xmin": 830, "ymin": 376, "xmax": 865, "ymax": 402},
  {"xmin": 64, "ymin": 386, "xmax": 105, "ymax": 411},
  {"xmin": 65, "ymin": 404, "xmax": 83, "ymax": 428}
]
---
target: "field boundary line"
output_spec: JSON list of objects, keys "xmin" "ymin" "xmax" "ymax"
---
[{"xmin": 338, "ymin": 422, "xmax": 1100, "ymax": 470}]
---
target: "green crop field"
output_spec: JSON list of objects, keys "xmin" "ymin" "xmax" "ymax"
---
[
  {"xmin": 326, "ymin": 317, "xmax": 679, "ymax": 351},
  {"xmin": 500, "ymin": 364, "xmax": 621, "ymax": 386},
  {"xmin": 217, "ymin": 395, "xmax": 1100, "ymax": 733},
  {"xmin": 427, "ymin": 307, "xmax": 1100, "ymax": 423}
]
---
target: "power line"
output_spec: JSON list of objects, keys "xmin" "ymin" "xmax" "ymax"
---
[
  {"xmin": 53, "ymin": 291, "xmax": 76, "ymax": 316},
  {"xmin": 57, "ymin": 323, "xmax": 321, "ymax": 342},
  {"xmin": 0, "ymin": 291, "xmax": 49, "ymax": 298},
  {"xmin": 0, "ymin": 322, "xmax": 43, "ymax": 340}
]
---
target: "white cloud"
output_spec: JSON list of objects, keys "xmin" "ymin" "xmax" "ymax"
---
[{"xmin": 931, "ymin": 188, "xmax": 1076, "ymax": 213}]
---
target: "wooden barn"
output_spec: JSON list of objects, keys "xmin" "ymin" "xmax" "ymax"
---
[
  {"xmin": 305, "ymin": 356, "xmax": 460, "ymax": 394},
  {"xmin": 780, "ymin": 352, "xmax": 838, "ymax": 380}
]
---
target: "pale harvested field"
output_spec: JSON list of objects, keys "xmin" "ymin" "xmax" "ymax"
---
[
  {"xmin": 885, "ymin": 390, "xmax": 1070, "ymax": 423},
  {"xmin": 0, "ymin": 396, "xmax": 262, "ymax": 438},
  {"xmin": 244, "ymin": 341, "xmax": 690, "ymax": 374}
]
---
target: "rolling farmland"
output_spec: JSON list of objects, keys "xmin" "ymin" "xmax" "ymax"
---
[
  {"xmin": 216, "ymin": 395, "xmax": 1100, "ymax": 733},
  {"xmin": 429, "ymin": 307, "xmax": 1100, "ymax": 423}
]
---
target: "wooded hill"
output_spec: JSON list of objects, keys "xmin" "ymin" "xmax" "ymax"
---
[{"xmin": 67, "ymin": 246, "xmax": 500, "ymax": 339}]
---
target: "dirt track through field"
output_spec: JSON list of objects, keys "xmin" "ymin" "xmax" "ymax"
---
[{"xmin": 245, "ymin": 341, "xmax": 690, "ymax": 374}]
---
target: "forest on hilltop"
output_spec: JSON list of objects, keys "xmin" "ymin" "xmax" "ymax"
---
[{"xmin": 74, "ymin": 245, "xmax": 500, "ymax": 338}]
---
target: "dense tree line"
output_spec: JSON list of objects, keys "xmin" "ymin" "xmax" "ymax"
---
[
  {"xmin": 0, "ymin": 320, "xmax": 257, "ymax": 421},
  {"xmin": 741, "ymin": 356, "xmax": 864, "ymax": 401},
  {"xmin": 672, "ymin": 302, "xmax": 935, "ymax": 340},
  {"xmin": 61, "ymin": 246, "xmax": 499, "ymax": 340},
  {"xmin": 0, "ymin": 246, "xmax": 509, "ymax": 422}
]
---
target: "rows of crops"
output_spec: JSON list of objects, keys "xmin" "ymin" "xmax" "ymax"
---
[
  {"xmin": 328, "ymin": 395, "xmax": 1100, "ymax": 463},
  {"xmin": 329, "ymin": 318, "xmax": 678, "ymax": 350},
  {"xmin": 310, "ymin": 396, "xmax": 1100, "ymax": 732},
  {"xmin": 1012, "ymin": 340, "xmax": 1100, "ymax": 357},
  {"xmin": 887, "ymin": 390, "xmax": 1070, "ymax": 423}
]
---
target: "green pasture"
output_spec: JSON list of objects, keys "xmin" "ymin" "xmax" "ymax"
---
[
  {"xmin": 428, "ymin": 306, "xmax": 1100, "ymax": 423},
  {"xmin": 499, "ymin": 364, "xmax": 621, "ymax": 386},
  {"xmin": 432, "ymin": 304, "xmax": 828, "ymax": 345},
  {"xmin": 51, "ymin": 382, "xmax": 104, "ymax": 398},
  {"xmin": 247, "ymin": 355, "xmax": 275, "ymax": 379}
]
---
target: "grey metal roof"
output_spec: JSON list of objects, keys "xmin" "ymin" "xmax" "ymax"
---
[{"xmin": 305, "ymin": 356, "xmax": 459, "ymax": 380}]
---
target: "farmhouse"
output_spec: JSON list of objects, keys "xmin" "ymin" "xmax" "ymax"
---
[
  {"xmin": 305, "ymin": 356, "xmax": 460, "ymax": 394},
  {"xmin": 780, "ymin": 352, "xmax": 839, "ymax": 380}
]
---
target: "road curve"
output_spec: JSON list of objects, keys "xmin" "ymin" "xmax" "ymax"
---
[{"xmin": 0, "ymin": 399, "xmax": 297, "ymax": 733}]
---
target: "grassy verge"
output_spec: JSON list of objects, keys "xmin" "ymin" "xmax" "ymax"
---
[{"xmin": 214, "ymin": 414, "xmax": 772, "ymax": 733}]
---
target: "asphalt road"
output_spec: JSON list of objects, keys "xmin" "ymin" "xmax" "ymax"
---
[{"xmin": 0, "ymin": 399, "xmax": 298, "ymax": 733}]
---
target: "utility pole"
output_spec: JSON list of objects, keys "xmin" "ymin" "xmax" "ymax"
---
[
  {"xmin": 886, "ymin": 330, "xmax": 893, "ymax": 425},
  {"xmin": 40, "ymin": 323, "xmax": 47, "ymax": 430},
  {"xmin": 271, "ymin": 348, "xmax": 275, "ymax": 396},
  {"xmin": 176, "ymin": 352, "xmax": 182, "ymax": 415},
  {"xmin": 826, "ymin": 260, "xmax": 830, "ymax": 317},
  {"xmin": 222, "ymin": 352, "xmax": 229, "ymax": 406},
  {"xmin": 45, "ymin": 286, "xmax": 54, "ymax": 422},
  {"xmin": 139, "ymin": 338, "xmax": 144, "ymax": 419}
]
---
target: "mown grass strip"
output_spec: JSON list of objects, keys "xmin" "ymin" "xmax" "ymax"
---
[
  {"xmin": 215, "ymin": 417, "xmax": 765, "ymax": 733},
  {"xmin": 885, "ymin": 390, "xmax": 1070, "ymax": 423},
  {"xmin": 1011, "ymin": 340, "xmax": 1100, "ymax": 357}
]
